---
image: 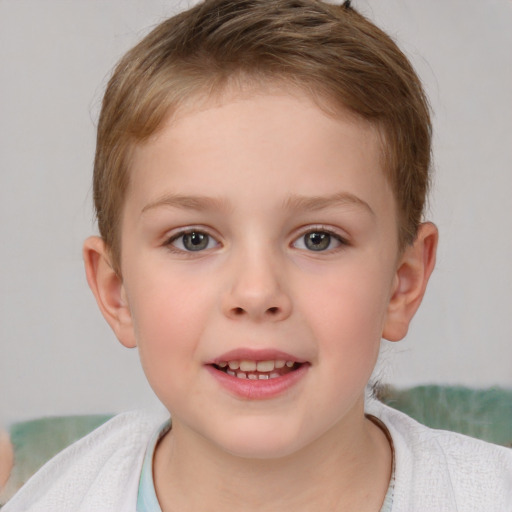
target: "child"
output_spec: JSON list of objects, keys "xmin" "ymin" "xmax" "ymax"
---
[{"xmin": 5, "ymin": 0, "xmax": 511, "ymax": 510}]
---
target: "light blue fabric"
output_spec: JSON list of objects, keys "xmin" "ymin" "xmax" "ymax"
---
[
  {"xmin": 380, "ymin": 474, "xmax": 395, "ymax": 512},
  {"xmin": 136, "ymin": 419, "xmax": 394, "ymax": 511},
  {"xmin": 136, "ymin": 420, "xmax": 170, "ymax": 512}
]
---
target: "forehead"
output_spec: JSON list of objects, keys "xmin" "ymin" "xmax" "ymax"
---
[{"xmin": 125, "ymin": 88, "xmax": 395, "ymax": 221}]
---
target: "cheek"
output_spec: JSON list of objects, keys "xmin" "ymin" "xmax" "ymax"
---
[
  {"xmin": 125, "ymin": 268, "xmax": 214, "ymax": 386},
  {"xmin": 297, "ymin": 261, "xmax": 393, "ymax": 355},
  {"xmin": 128, "ymin": 260, "xmax": 204, "ymax": 331}
]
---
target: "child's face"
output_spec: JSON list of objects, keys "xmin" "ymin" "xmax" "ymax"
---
[{"xmin": 115, "ymin": 89, "xmax": 403, "ymax": 457}]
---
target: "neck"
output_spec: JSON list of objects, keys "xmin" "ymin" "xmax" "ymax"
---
[{"xmin": 154, "ymin": 402, "xmax": 391, "ymax": 512}]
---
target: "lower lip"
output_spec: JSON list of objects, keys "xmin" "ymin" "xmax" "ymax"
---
[{"xmin": 206, "ymin": 364, "xmax": 309, "ymax": 400}]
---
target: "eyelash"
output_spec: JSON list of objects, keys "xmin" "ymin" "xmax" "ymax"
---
[
  {"xmin": 292, "ymin": 226, "xmax": 349, "ymax": 253},
  {"xmin": 165, "ymin": 228, "xmax": 219, "ymax": 254},
  {"xmin": 164, "ymin": 226, "xmax": 348, "ymax": 254}
]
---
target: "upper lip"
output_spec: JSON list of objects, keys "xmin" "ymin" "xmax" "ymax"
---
[{"xmin": 207, "ymin": 348, "xmax": 307, "ymax": 365}]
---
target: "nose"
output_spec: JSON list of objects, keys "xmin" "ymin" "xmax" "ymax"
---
[{"xmin": 222, "ymin": 249, "xmax": 292, "ymax": 322}]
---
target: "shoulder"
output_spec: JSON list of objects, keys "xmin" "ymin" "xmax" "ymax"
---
[
  {"xmin": 367, "ymin": 400, "xmax": 512, "ymax": 512},
  {"xmin": 3, "ymin": 410, "xmax": 167, "ymax": 512}
]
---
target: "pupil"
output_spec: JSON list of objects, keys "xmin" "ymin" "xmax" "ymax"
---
[
  {"xmin": 184, "ymin": 232, "xmax": 208, "ymax": 251},
  {"xmin": 306, "ymin": 232, "xmax": 330, "ymax": 251}
]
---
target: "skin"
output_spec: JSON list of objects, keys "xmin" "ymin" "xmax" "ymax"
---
[
  {"xmin": 84, "ymin": 89, "xmax": 437, "ymax": 511},
  {"xmin": 0, "ymin": 430, "xmax": 13, "ymax": 492}
]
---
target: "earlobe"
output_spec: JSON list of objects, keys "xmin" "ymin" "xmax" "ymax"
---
[
  {"xmin": 382, "ymin": 222, "xmax": 438, "ymax": 342},
  {"xmin": 83, "ymin": 236, "xmax": 137, "ymax": 348}
]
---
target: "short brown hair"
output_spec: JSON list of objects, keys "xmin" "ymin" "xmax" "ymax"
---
[{"xmin": 93, "ymin": 0, "xmax": 431, "ymax": 272}]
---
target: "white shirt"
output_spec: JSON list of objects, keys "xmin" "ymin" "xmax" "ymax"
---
[{"xmin": 4, "ymin": 401, "xmax": 512, "ymax": 511}]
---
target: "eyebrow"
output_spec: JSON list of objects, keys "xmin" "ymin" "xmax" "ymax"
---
[
  {"xmin": 141, "ymin": 194, "xmax": 231, "ymax": 215},
  {"xmin": 141, "ymin": 191, "xmax": 375, "ymax": 217},
  {"xmin": 283, "ymin": 192, "xmax": 375, "ymax": 217}
]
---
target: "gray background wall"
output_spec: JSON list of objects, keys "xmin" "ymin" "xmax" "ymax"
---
[{"xmin": 1, "ymin": 0, "xmax": 511, "ymax": 426}]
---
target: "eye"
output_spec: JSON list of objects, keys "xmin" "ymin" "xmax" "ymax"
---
[
  {"xmin": 293, "ymin": 230, "xmax": 344, "ymax": 252},
  {"xmin": 168, "ymin": 230, "xmax": 218, "ymax": 252}
]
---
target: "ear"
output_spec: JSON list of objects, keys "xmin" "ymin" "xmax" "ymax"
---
[
  {"xmin": 83, "ymin": 236, "xmax": 137, "ymax": 348},
  {"xmin": 382, "ymin": 222, "xmax": 438, "ymax": 341}
]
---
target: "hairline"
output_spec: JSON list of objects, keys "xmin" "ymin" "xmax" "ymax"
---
[{"xmin": 109, "ymin": 78, "xmax": 398, "ymax": 274}]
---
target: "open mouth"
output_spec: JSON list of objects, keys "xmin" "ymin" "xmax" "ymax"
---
[{"xmin": 212, "ymin": 359, "xmax": 302, "ymax": 380}]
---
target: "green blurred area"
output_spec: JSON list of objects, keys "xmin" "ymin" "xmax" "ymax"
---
[
  {"xmin": 1, "ymin": 414, "xmax": 113, "ymax": 504},
  {"xmin": 378, "ymin": 385, "xmax": 512, "ymax": 447}
]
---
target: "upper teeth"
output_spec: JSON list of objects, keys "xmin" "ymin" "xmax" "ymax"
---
[{"xmin": 220, "ymin": 360, "xmax": 290, "ymax": 372}]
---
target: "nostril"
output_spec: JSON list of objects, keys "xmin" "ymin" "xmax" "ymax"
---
[
  {"xmin": 267, "ymin": 307, "xmax": 279, "ymax": 315},
  {"xmin": 233, "ymin": 307, "xmax": 245, "ymax": 316}
]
